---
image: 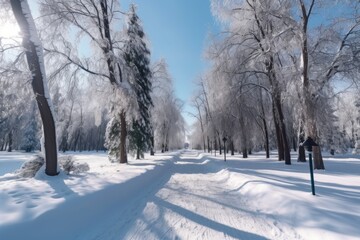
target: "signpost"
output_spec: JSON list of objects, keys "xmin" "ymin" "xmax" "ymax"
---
[{"xmin": 301, "ymin": 137, "xmax": 318, "ymax": 196}]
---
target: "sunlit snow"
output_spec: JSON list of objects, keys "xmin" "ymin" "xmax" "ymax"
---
[{"xmin": 1, "ymin": 150, "xmax": 359, "ymax": 240}]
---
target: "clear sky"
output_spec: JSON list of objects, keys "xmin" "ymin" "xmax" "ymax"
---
[{"xmin": 121, "ymin": 0, "xmax": 220, "ymax": 128}]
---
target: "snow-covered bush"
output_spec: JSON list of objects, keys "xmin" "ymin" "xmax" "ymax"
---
[
  {"xmin": 16, "ymin": 156, "xmax": 44, "ymax": 178},
  {"xmin": 59, "ymin": 156, "xmax": 90, "ymax": 174}
]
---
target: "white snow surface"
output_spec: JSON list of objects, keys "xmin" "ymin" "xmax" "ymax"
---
[{"xmin": 0, "ymin": 150, "xmax": 359, "ymax": 240}]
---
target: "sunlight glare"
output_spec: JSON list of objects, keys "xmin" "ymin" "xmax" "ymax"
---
[{"xmin": 0, "ymin": 21, "xmax": 21, "ymax": 39}]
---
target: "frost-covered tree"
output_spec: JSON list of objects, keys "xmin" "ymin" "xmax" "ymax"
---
[
  {"xmin": 151, "ymin": 60, "xmax": 185, "ymax": 151},
  {"xmin": 295, "ymin": 0, "xmax": 360, "ymax": 169},
  {"xmin": 210, "ymin": 0, "xmax": 294, "ymax": 164},
  {"xmin": 9, "ymin": 0, "xmax": 58, "ymax": 175},
  {"xmin": 40, "ymin": 0, "xmax": 132, "ymax": 163},
  {"xmin": 353, "ymin": 93, "xmax": 360, "ymax": 154},
  {"xmin": 124, "ymin": 5, "xmax": 153, "ymax": 159}
]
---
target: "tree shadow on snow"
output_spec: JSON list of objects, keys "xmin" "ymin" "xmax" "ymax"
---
[{"xmin": 153, "ymin": 196, "xmax": 269, "ymax": 240}]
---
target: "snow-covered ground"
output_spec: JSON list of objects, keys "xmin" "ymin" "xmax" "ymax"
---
[{"xmin": 0, "ymin": 150, "xmax": 359, "ymax": 240}]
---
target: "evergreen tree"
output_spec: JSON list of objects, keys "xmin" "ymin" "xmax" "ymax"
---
[
  {"xmin": 104, "ymin": 115, "xmax": 122, "ymax": 162},
  {"xmin": 124, "ymin": 5, "xmax": 153, "ymax": 159}
]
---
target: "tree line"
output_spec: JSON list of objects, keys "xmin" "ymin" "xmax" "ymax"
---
[
  {"xmin": 190, "ymin": 0, "xmax": 360, "ymax": 169},
  {"xmin": 0, "ymin": 0, "xmax": 185, "ymax": 175}
]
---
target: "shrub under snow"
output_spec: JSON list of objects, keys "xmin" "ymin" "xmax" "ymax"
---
[
  {"xmin": 15, "ymin": 155, "xmax": 90, "ymax": 178},
  {"xmin": 59, "ymin": 156, "xmax": 90, "ymax": 175},
  {"xmin": 16, "ymin": 156, "xmax": 44, "ymax": 178}
]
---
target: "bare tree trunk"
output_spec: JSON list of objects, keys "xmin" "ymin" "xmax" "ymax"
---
[
  {"xmin": 218, "ymin": 136, "xmax": 222, "ymax": 155},
  {"xmin": 262, "ymin": 117, "xmax": 270, "ymax": 158},
  {"xmin": 214, "ymin": 138, "xmax": 217, "ymax": 156},
  {"xmin": 150, "ymin": 135, "xmax": 155, "ymax": 155},
  {"xmin": 195, "ymin": 100, "xmax": 206, "ymax": 152},
  {"xmin": 274, "ymin": 95, "xmax": 291, "ymax": 165},
  {"xmin": 136, "ymin": 148, "xmax": 140, "ymax": 160},
  {"xmin": 207, "ymin": 136, "xmax": 211, "ymax": 153},
  {"xmin": 298, "ymin": 146, "xmax": 306, "ymax": 162},
  {"xmin": 242, "ymin": 147, "xmax": 248, "ymax": 158},
  {"xmin": 298, "ymin": 122, "xmax": 306, "ymax": 162},
  {"xmin": 230, "ymin": 140, "xmax": 234, "ymax": 155},
  {"xmin": 313, "ymin": 145, "xmax": 324, "ymax": 169},
  {"xmin": 304, "ymin": 96, "xmax": 325, "ymax": 169},
  {"xmin": 203, "ymin": 135, "xmax": 206, "ymax": 152},
  {"xmin": 7, "ymin": 131, "xmax": 12, "ymax": 152},
  {"xmin": 273, "ymin": 102, "xmax": 284, "ymax": 161},
  {"xmin": 10, "ymin": 0, "xmax": 58, "ymax": 176},
  {"xmin": 264, "ymin": 131, "xmax": 270, "ymax": 158},
  {"xmin": 120, "ymin": 111, "xmax": 128, "ymax": 163},
  {"xmin": 299, "ymin": 0, "xmax": 325, "ymax": 170},
  {"xmin": 258, "ymin": 89, "xmax": 270, "ymax": 158}
]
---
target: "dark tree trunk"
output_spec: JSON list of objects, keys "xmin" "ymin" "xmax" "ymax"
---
[
  {"xmin": 230, "ymin": 140, "xmax": 234, "ymax": 155},
  {"xmin": 263, "ymin": 117, "xmax": 270, "ymax": 158},
  {"xmin": 207, "ymin": 136, "xmax": 211, "ymax": 153},
  {"xmin": 120, "ymin": 111, "xmax": 128, "ymax": 163},
  {"xmin": 165, "ymin": 131, "xmax": 169, "ymax": 152},
  {"xmin": 10, "ymin": 0, "xmax": 58, "ymax": 176},
  {"xmin": 259, "ymin": 88, "xmax": 270, "ymax": 159},
  {"xmin": 100, "ymin": 0, "xmax": 116, "ymax": 85},
  {"xmin": 7, "ymin": 131, "xmax": 12, "ymax": 152},
  {"xmin": 273, "ymin": 102, "xmax": 284, "ymax": 161},
  {"xmin": 214, "ymin": 138, "xmax": 217, "ymax": 156},
  {"xmin": 218, "ymin": 136, "xmax": 222, "ymax": 155},
  {"xmin": 150, "ymin": 135, "xmax": 155, "ymax": 155},
  {"xmin": 136, "ymin": 148, "xmax": 140, "ymax": 160},
  {"xmin": 203, "ymin": 138, "xmax": 206, "ymax": 152},
  {"xmin": 297, "ymin": 121, "xmax": 306, "ymax": 162},
  {"xmin": 242, "ymin": 147, "xmax": 248, "ymax": 158},
  {"xmin": 298, "ymin": 145, "xmax": 306, "ymax": 162},
  {"xmin": 195, "ymin": 103, "xmax": 206, "ymax": 152},
  {"xmin": 274, "ymin": 96, "xmax": 291, "ymax": 165},
  {"xmin": 313, "ymin": 146, "xmax": 325, "ymax": 169}
]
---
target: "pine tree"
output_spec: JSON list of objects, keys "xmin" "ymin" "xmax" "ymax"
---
[
  {"xmin": 124, "ymin": 5, "xmax": 153, "ymax": 159},
  {"xmin": 104, "ymin": 115, "xmax": 121, "ymax": 162}
]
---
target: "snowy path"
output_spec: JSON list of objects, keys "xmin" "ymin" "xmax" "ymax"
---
[
  {"xmin": 92, "ymin": 151, "xmax": 301, "ymax": 240},
  {"xmin": 1, "ymin": 150, "xmax": 360, "ymax": 240}
]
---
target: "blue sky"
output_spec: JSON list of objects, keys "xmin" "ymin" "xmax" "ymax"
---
[
  {"xmin": 26, "ymin": 0, "xmax": 217, "ymax": 127},
  {"xmin": 121, "ymin": 0, "xmax": 220, "ymax": 127}
]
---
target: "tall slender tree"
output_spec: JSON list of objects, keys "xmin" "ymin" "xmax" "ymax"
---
[
  {"xmin": 124, "ymin": 5, "xmax": 153, "ymax": 159},
  {"xmin": 10, "ymin": 0, "xmax": 58, "ymax": 175}
]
